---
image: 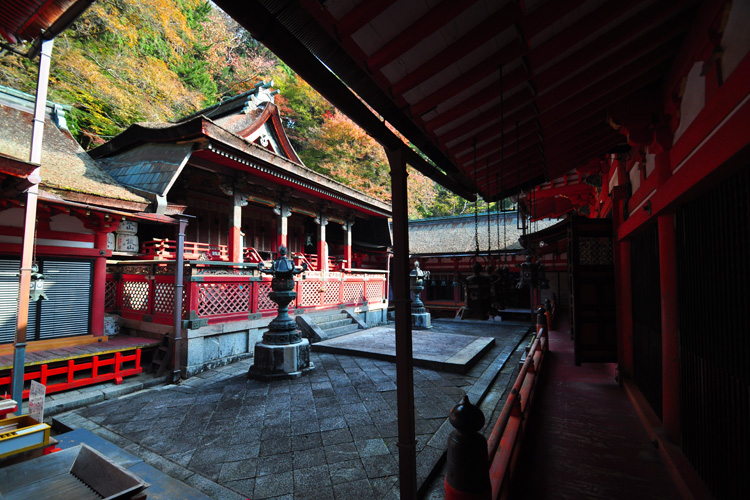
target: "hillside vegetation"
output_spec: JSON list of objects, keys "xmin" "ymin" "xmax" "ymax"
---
[{"xmin": 0, "ymin": 0, "xmax": 481, "ymax": 218}]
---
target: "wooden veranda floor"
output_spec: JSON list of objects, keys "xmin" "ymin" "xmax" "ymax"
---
[
  {"xmin": 510, "ymin": 315, "xmax": 682, "ymax": 499},
  {"xmin": 0, "ymin": 336, "xmax": 159, "ymax": 371}
]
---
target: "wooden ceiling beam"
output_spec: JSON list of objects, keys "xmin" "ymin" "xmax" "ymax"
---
[
  {"xmin": 534, "ymin": 1, "xmax": 693, "ymax": 93},
  {"xmin": 424, "ymin": 79, "xmax": 533, "ymax": 134},
  {"xmin": 436, "ymin": 97, "xmax": 536, "ymax": 146},
  {"xmin": 539, "ymin": 64, "xmax": 666, "ymax": 129},
  {"xmin": 521, "ymin": 0, "xmax": 588, "ymax": 38},
  {"xmin": 451, "ymin": 119, "xmax": 539, "ymax": 161},
  {"xmin": 537, "ymin": 40, "xmax": 681, "ymax": 111},
  {"xmin": 335, "ymin": 0, "xmax": 398, "ymax": 39},
  {"xmin": 367, "ymin": 0, "xmax": 482, "ymax": 71},
  {"xmin": 390, "ymin": 1, "xmax": 521, "ymax": 95},
  {"xmin": 410, "ymin": 41, "xmax": 526, "ymax": 117},
  {"xmin": 528, "ymin": 0, "xmax": 652, "ymax": 69}
]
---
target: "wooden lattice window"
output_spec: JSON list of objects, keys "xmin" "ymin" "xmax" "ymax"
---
[
  {"xmin": 104, "ymin": 279, "xmax": 118, "ymax": 311},
  {"xmin": 197, "ymin": 283, "xmax": 250, "ymax": 317},
  {"xmin": 122, "ymin": 281, "xmax": 149, "ymax": 312}
]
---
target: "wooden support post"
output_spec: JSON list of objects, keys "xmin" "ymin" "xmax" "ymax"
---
[
  {"xmin": 658, "ymin": 213, "xmax": 680, "ymax": 444},
  {"xmin": 386, "ymin": 147, "xmax": 417, "ymax": 499},
  {"xmin": 275, "ymin": 201, "xmax": 291, "ymax": 250}
]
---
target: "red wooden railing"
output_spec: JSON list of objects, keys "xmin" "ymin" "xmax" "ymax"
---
[
  {"xmin": 108, "ymin": 267, "xmax": 387, "ymax": 327},
  {"xmin": 485, "ymin": 312, "xmax": 549, "ymax": 499}
]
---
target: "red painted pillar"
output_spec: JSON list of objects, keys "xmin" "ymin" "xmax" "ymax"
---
[
  {"xmin": 612, "ymin": 184, "xmax": 633, "ymax": 379},
  {"xmin": 658, "ymin": 213, "xmax": 680, "ymax": 444},
  {"xmin": 91, "ymin": 230, "xmax": 109, "ymax": 337}
]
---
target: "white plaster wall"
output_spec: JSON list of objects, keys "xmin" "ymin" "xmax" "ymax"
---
[
  {"xmin": 674, "ymin": 62, "xmax": 706, "ymax": 141},
  {"xmin": 0, "ymin": 207, "xmax": 25, "ymax": 227},
  {"xmin": 722, "ymin": 0, "xmax": 750, "ymax": 80}
]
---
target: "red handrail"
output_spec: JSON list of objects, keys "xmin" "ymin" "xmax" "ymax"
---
[{"xmin": 486, "ymin": 316, "xmax": 549, "ymax": 499}]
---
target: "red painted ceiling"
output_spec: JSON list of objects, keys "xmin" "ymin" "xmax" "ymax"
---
[{"xmin": 215, "ymin": 0, "xmax": 703, "ymax": 202}]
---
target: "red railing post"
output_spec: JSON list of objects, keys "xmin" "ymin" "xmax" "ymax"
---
[{"xmin": 445, "ymin": 395, "xmax": 491, "ymax": 500}]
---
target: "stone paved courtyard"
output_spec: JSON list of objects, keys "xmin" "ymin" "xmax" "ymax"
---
[{"xmin": 53, "ymin": 321, "xmax": 528, "ymax": 499}]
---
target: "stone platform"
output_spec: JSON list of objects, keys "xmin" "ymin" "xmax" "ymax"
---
[{"xmin": 312, "ymin": 319, "xmax": 501, "ymax": 374}]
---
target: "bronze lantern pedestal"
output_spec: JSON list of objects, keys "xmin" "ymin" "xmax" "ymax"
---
[{"xmin": 248, "ymin": 247, "xmax": 314, "ymax": 381}]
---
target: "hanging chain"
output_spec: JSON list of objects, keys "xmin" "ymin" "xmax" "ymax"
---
[
  {"xmin": 486, "ymin": 159, "xmax": 491, "ymax": 260},
  {"xmin": 473, "ymin": 141, "xmax": 480, "ymax": 255}
]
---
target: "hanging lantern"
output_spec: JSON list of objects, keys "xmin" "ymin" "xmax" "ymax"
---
[
  {"xmin": 517, "ymin": 254, "xmax": 540, "ymax": 289},
  {"xmin": 538, "ymin": 263, "xmax": 550, "ymax": 289},
  {"xmin": 463, "ymin": 259, "xmax": 493, "ymax": 319},
  {"xmin": 29, "ymin": 264, "xmax": 48, "ymax": 302}
]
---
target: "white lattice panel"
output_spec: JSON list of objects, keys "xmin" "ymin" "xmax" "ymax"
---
[
  {"xmin": 322, "ymin": 281, "xmax": 340, "ymax": 305},
  {"xmin": 198, "ymin": 283, "xmax": 249, "ymax": 316},
  {"xmin": 122, "ymin": 281, "xmax": 149, "ymax": 311},
  {"xmin": 154, "ymin": 282, "xmax": 175, "ymax": 315},
  {"xmin": 343, "ymin": 282, "xmax": 364, "ymax": 303},
  {"xmin": 300, "ymin": 281, "xmax": 321, "ymax": 307},
  {"xmin": 366, "ymin": 281, "xmax": 383, "ymax": 301}
]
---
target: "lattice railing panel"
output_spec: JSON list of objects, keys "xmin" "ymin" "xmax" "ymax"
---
[
  {"xmin": 322, "ymin": 281, "xmax": 340, "ymax": 305},
  {"xmin": 122, "ymin": 281, "xmax": 149, "ymax": 312},
  {"xmin": 154, "ymin": 282, "xmax": 175, "ymax": 315},
  {"xmin": 343, "ymin": 282, "xmax": 364, "ymax": 303},
  {"xmin": 198, "ymin": 283, "xmax": 249, "ymax": 317},
  {"xmin": 299, "ymin": 281, "xmax": 321, "ymax": 307},
  {"xmin": 366, "ymin": 281, "xmax": 383, "ymax": 301},
  {"xmin": 105, "ymin": 280, "xmax": 118, "ymax": 311},
  {"xmin": 257, "ymin": 282, "xmax": 295, "ymax": 311}
]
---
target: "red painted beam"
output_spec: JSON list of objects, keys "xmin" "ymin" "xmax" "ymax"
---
[
  {"xmin": 390, "ymin": 2, "xmax": 521, "ymax": 95},
  {"xmin": 455, "ymin": 121, "xmax": 538, "ymax": 165},
  {"xmin": 534, "ymin": 1, "xmax": 694, "ymax": 93},
  {"xmin": 539, "ymin": 64, "xmax": 666, "ymax": 129},
  {"xmin": 445, "ymin": 107, "xmax": 536, "ymax": 158},
  {"xmin": 411, "ymin": 44, "xmax": 527, "ymax": 118},
  {"xmin": 425, "ymin": 83, "xmax": 533, "ymax": 134},
  {"xmin": 367, "ymin": 0, "xmax": 482, "ymax": 71},
  {"xmin": 538, "ymin": 42, "xmax": 679, "ymax": 114},
  {"xmin": 437, "ymin": 97, "xmax": 536, "ymax": 147},
  {"xmin": 521, "ymin": 0, "xmax": 587, "ymax": 38},
  {"xmin": 528, "ymin": 0, "xmax": 652, "ymax": 69}
]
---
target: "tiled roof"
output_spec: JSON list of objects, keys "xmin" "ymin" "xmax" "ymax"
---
[
  {"xmin": 0, "ymin": 92, "xmax": 148, "ymax": 205},
  {"xmin": 408, "ymin": 213, "xmax": 560, "ymax": 255}
]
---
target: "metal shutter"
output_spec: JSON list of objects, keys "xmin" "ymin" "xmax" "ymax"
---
[
  {"xmin": 0, "ymin": 259, "xmax": 39, "ymax": 344},
  {"xmin": 37, "ymin": 260, "xmax": 91, "ymax": 340}
]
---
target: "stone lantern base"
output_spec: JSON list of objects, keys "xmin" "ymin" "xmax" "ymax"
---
[
  {"xmin": 412, "ymin": 312, "xmax": 432, "ymax": 330},
  {"xmin": 247, "ymin": 339, "xmax": 314, "ymax": 381}
]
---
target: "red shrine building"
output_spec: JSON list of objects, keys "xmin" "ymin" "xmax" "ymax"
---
[{"xmin": 0, "ymin": 81, "xmax": 391, "ymax": 388}]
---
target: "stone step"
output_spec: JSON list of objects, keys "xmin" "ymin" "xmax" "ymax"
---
[
  {"xmin": 324, "ymin": 323, "xmax": 361, "ymax": 338},
  {"xmin": 306, "ymin": 312, "xmax": 347, "ymax": 324},
  {"xmin": 315, "ymin": 318, "xmax": 354, "ymax": 330}
]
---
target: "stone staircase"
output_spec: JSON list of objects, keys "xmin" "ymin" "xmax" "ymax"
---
[{"xmin": 295, "ymin": 309, "xmax": 367, "ymax": 343}]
